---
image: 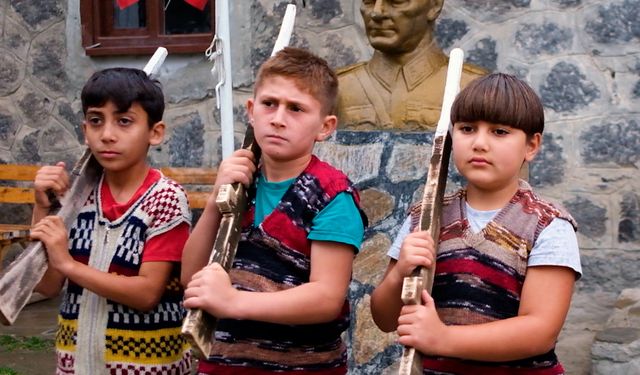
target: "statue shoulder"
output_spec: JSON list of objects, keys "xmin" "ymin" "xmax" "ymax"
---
[
  {"xmin": 461, "ymin": 62, "xmax": 489, "ymax": 78},
  {"xmin": 336, "ymin": 61, "xmax": 367, "ymax": 77}
]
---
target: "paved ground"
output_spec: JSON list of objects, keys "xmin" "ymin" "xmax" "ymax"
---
[{"xmin": 0, "ymin": 295, "xmax": 58, "ymax": 375}]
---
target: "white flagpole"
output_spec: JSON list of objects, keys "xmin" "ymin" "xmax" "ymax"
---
[
  {"xmin": 215, "ymin": 0, "xmax": 234, "ymax": 159},
  {"xmin": 271, "ymin": 4, "xmax": 296, "ymax": 56}
]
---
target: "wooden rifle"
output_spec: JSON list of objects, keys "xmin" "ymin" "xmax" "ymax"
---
[
  {"xmin": 0, "ymin": 47, "xmax": 168, "ymax": 325},
  {"xmin": 397, "ymin": 48, "xmax": 465, "ymax": 375},
  {"xmin": 180, "ymin": 4, "xmax": 297, "ymax": 360}
]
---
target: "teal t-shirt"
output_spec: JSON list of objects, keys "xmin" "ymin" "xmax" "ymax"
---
[{"xmin": 254, "ymin": 174, "xmax": 364, "ymax": 252}]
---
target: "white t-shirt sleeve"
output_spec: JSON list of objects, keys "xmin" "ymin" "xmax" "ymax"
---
[
  {"xmin": 387, "ymin": 211, "xmax": 582, "ymax": 279},
  {"xmin": 387, "ymin": 216, "xmax": 412, "ymax": 260},
  {"xmin": 528, "ymin": 218, "xmax": 582, "ymax": 279}
]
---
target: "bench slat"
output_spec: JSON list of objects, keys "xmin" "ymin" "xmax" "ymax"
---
[
  {"xmin": 1, "ymin": 165, "xmax": 216, "ymax": 209},
  {"xmin": 0, "ymin": 165, "xmax": 39, "ymax": 181},
  {"xmin": 0, "ymin": 165, "xmax": 216, "ymax": 184},
  {"xmin": 160, "ymin": 167, "xmax": 217, "ymax": 185},
  {"xmin": 0, "ymin": 187, "xmax": 34, "ymax": 204},
  {"xmin": 186, "ymin": 192, "xmax": 211, "ymax": 210},
  {"xmin": 0, "ymin": 188, "xmax": 213, "ymax": 209}
]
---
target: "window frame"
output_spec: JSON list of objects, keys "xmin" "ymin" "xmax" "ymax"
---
[{"xmin": 80, "ymin": 0, "xmax": 215, "ymax": 56}]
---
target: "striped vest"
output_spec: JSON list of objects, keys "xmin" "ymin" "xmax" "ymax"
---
[
  {"xmin": 410, "ymin": 180, "xmax": 576, "ymax": 375},
  {"xmin": 201, "ymin": 156, "xmax": 363, "ymax": 374},
  {"xmin": 56, "ymin": 174, "xmax": 192, "ymax": 375}
]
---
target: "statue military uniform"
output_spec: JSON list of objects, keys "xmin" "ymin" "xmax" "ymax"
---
[{"xmin": 336, "ymin": 42, "xmax": 486, "ymax": 131}]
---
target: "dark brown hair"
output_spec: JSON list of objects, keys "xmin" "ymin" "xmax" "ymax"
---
[
  {"xmin": 254, "ymin": 47, "xmax": 338, "ymax": 115},
  {"xmin": 451, "ymin": 73, "xmax": 544, "ymax": 137},
  {"xmin": 81, "ymin": 67, "xmax": 164, "ymax": 127}
]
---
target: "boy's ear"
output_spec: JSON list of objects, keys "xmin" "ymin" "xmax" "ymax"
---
[
  {"xmin": 524, "ymin": 133, "xmax": 542, "ymax": 162},
  {"xmin": 149, "ymin": 121, "xmax": 165, "ymax": 146},
  {"xmin": 246, "ymin": 98, "xmax": 255, "ymax": 125},
  {"xmin": 81, "ymin": 121, "xmax": 90, "ymax": 145},
  {"xmin": 315, "ymin": 115, "xmax": 337, "ymax": 142}
]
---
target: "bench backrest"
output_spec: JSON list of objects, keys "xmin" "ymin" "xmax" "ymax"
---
[{"xmin": 0, "ymin": 164, "xmax": 216, "ymax": 209}]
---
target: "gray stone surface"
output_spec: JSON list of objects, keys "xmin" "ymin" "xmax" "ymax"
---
[
  {"xmin": 0, "ymin": 51, "xmax": 23, "ymax": 96},
  {"xmin": 530, "ymin": 133, "xmax": 566, "ymax": 187},
  {"xmin": 467, "ymin": 37, "xmax": 498, "ymax": 72},
  {"xmin": 591, "ymin": 289, "xmax": 640, "ymax": 374},
  {"xmin": 540, "ymin": 62, "xmax": 600, "ymax": 113},
  {"xmin": 168, "ymin": 111, "xmax": 205, "ymax": 167},
  {"xmin": 619, "ymin": 192, "xmax": 640, "ymax": 243},
  {"xmin": 564, "ymin": 196, "xmax": 608, "ymax": 239},
  {"xmin": 515, "ymin": 22, "xmax": 573, "ymax": 56}
]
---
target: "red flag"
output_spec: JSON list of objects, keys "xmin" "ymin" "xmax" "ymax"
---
[
  {"xmin": 118, "ymin": 0, "xmax": 208, "ymax": 11},
  {"xmin": 184, "ymin": 0, "xmax": 208, "ymax": 11},
  {"xmin": 116, "ymin": 0, "xmax": 139, "ymax": 10}
]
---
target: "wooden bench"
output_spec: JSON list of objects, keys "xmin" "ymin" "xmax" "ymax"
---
[{"xmin": 0, "ymin": 163, "xmax": 217, "ymax": 270}]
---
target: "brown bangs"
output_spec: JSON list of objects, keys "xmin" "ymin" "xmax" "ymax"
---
[{"xmin": 450, "ymin": 73, "xmax": 544, "ymax": 136}]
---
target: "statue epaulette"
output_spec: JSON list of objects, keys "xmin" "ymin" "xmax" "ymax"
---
[
  {"xmin": 336, "ymin": 61, "xmax": 367, "ymax": 76},
  {"xmin": 462, "ymin": 62, "xmax": 489, "ymax": 76}
]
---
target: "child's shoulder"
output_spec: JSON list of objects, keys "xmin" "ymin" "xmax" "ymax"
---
[
  {"xmin": 144, "ymin": 170, "xmax": 190, "ymax": 206},
  {"xmin": 306, "ymin": 155, "xmax": 349, "ymax": 180},
  {"xmin": 307, "ymin": 155, "xmax": 356, "ymax": 192},
  {"xmin": 524, "ymin": 187, "xmax": 577, "ymax": 229}
]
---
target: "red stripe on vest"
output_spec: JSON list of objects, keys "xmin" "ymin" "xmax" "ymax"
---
[
  {"xmin": 436, "ymin": 258, "xmax": 522, "ymax": 295},
  {"xmin": 424, "ymin": 358, "xmax": 564, "ymax": 375}
]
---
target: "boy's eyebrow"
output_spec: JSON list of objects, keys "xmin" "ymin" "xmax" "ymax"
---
[
  {"xmin": 86, "ymin": 107, "xmax": 134, "ymax": 115},
  {"xmin": 85, "ymin": 108, "xmax": 104, "ymax": 115},
  {"xmin": 259, "ymin": 94, "xmax": 306, "ymax": 107}
]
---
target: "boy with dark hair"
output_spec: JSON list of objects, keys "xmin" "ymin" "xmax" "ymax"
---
[
  {"xmin": 181, "ymin": 47, "xmax": 367, "ymax": 374},
  {"xmin": 370, "ymin": 73, "xmax": 581, "ymax": 374},
  {"xmin": 31, "ymin": 67, "xmax": 192, "ymax": 374}
]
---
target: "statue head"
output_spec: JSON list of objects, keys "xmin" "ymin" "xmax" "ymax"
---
[{"xmin": 360, "ymin": 0, "xmax": 444, "ymax": 54}]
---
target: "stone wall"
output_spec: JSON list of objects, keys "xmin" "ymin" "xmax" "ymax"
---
[
  {"xmin": 1, "ymin": 0, "xmax": 639, "ymax": 374},
  {"xmin": 591, "ymin": 289, "xmax": 640, "ymax": 374}
]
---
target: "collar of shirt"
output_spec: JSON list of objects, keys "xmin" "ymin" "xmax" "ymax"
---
[{"xmin": 367, "ymin": 41, "xmax": 447, "ymax": 92}]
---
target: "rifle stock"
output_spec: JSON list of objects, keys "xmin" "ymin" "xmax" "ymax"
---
[
  {"xmin": 180, "ymin": 4, "xmax": 296, "ymax": 359},
  {"xmin": 0, "ymin": 150, "xmax": 101, "ymax": 325},
  {"xmin": 181, "ymin": 128, "xmax": 260, "ymax": 359},
  {"xmin": 397, "ymin": 48, "xmax": 464, "ymax": 375}
]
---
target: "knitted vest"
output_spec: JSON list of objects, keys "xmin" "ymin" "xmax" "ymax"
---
[
  {"xmin": 56, "ymin": 174, "xmax": 192, "ymax": 375},
  {"xmin": 202, "ymin": 156, "xmax": 364, "ymax": 374},
  {"xmin": 409, "ymin": 180, "xmax": 576, "ymax": 375}
]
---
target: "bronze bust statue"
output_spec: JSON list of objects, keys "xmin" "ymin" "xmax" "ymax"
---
[{"xmin": 337, "ymin": 0, "xmax": 486, "ymax": 131}]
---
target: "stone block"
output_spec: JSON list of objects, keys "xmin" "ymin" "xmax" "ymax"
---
[
  {"xmin": 359, "ymin": 189, "xmax": 395, "ymax": 227},
  {"xmin": 353, "ymin": 233, "xmax": 391, "ymax": 287},
  {"xmin": 386, "ymin": 143, "xmax": 430, "ymax": 184},
  {"xmin": 314, "ymin": 141, "xmax": 383, "ymax": 185},
  {"xmin": 0, "ymin": 50, "xmax": 24, "ymax": 96},
  {"xmin": 591, "ymin": 288, "xmax": 640, "ymax": 374},
  {"xmin": 351, "ymin": 294, "xmax": 397, "ymax": 365}
]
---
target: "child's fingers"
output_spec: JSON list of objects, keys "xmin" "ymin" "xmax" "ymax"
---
[
  {"xmin": 215, "ymin": 161, "xmax": 256, "ymax": 187},
  {"xmin": 183, "ymin": 284, "xmax": 201, "ymax": 300},
  {"xmin": 183, "ymin": 294, "xmax": 202, "ymax": 309},
  {"xmin": 187, "ymin": 263, "xmax": 225, "ymax": 285},
  {"xmin": 421, "ymin": 290, "xmax": 435, "ymax": 306},
  {"xmin": 233, "ymin": 148, "xmax": 257, "ymax": 163},
  {"xmin": 34, "ymin": 164, "xmax": 70, "ymax": 204}
]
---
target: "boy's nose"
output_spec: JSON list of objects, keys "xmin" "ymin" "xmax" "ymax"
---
[
  {"xmin": 270, "ymin": 107, "xmax": 286, "ymax": 128},
  {"xmin": 100, "ymin": 122, "xmax": 117, "ymax": 142}
]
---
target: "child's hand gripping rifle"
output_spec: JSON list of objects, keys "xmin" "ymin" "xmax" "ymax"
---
[
  {"xmin": 0, "ymin": 47, "xmax": 168, "ymax": 325},
  {"xmin": 397, "ymin": 48, "xmax": 464, "ymax": 375},
  {"xmin": 180, "ymin": 4, "xmax": 297, "ymax": 360}
]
